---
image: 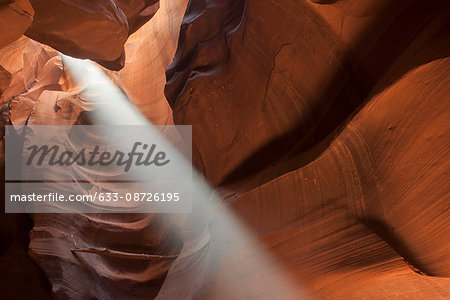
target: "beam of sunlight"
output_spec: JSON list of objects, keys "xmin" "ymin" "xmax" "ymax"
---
[{"xmin": 61, "ymin": 54, "xmax": 305, "ymax": 299}]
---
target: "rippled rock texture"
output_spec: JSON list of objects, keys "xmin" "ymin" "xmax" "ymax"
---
[
  {"xmin": 2, "ymin": 0, "xmax": 160, "ymax": 70},
  {"xmin": 0, "ymin": 0, "xmax": 449, "ymax": 299},
  {"xmin": 163, "ymin": 0, "xmax": 450, "ymax": 298},
  {"xmin": 0, "ymin": 36, "xmax": 86, "ymax": 299},
  {"xmin": 1, "ymin": 1, "xmax": 189, "ymax": 299},
  {"xmin": 112, "ymin": 0, "xmax": 189, "ymax": 124},
  {"xmin": 0, "ymin": 37, "xmax": 87, "ymax": 126}
]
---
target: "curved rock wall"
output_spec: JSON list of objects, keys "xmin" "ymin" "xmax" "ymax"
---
[
  {"xmin": 2, "ymin": 0, "xmax": 161, "ymax": 70},
  {"xmin": 0, "ymin": 0, "xmax": 34, "ymax": 49},
  {"xmin": 0, "ymin": 0, "xmax": 448, "ymax": 299},
  {"xmin": 161, "ymin": 0, "xmax": 450, "ymax": 298},
  {"xmin": 114, "ymin": 0, "xmax": 189, "ymax": 124}
]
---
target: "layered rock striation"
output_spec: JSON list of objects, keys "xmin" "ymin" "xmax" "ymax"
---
[{"xmin": 0, "ymin": 0, "xmax": 449, "ymax": 299}]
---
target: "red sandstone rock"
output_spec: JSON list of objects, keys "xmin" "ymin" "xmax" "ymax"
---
[
  {"xmin": 29, "ymin": 213, "xmax": 183, "ymax": 299},
  {"xmin": 160, "ymin": 0, "xmax": 450, "ymax": 298},
  {"xmin": 116, "ymin": 0, "xmax": 160, "ymax": 34},
  {"xmin": 0, "ymin": 0, "xmax": 449, "ymax": 299},
  {"xmin": 0, "ymin": 38, "xmax": 86, "ymax": 125},
  {"xmin": 197, "ymin": 57, "xmax": 450, "ymax": 299},
  {"xmin": 112, "ymin": 0, "xmax": 188, "ymax": 124},
  {"xmin": 23, "ymin": 0, "xmax": 160, "ymax": 70},
  {"xmin": 0, "ymin": 0, "xmax": 34, "ymax": 49},
  {"xmin": 165, "ymin": 0, "xmax": 450, "ymax": 188},
  {"xmin": 0, "ymin": 2, "xmax": 189, "ymax": 299}
]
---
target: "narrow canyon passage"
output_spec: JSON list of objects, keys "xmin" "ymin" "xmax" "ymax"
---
[{"xmin": 0, "ymin": 0, "xmax": 449, "ymax": 299}]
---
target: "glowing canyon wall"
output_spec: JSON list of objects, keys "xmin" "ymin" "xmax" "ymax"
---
[{"xmin": 0, "ymin": 0, "xmax": 449, "ymax": 299}]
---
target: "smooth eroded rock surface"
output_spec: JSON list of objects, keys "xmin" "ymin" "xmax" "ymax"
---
[
  {"xmin": 23, "ymin": 0, "xmax": 160, "ymax": 70},
  {"xmin": 0, "ymin": 0, "xmax": 448, "ymax": 299},
  {"xmin": 161, "ymin": 0, "xmax": 450, "ymax": 298},
  {"xmin": 1, "ymin": 1, "xmax": 190, "ymax": 299},
  {"xmin": 0, "ymin": 0, "xmax": 34, "ymax": 49},
  {"xmin": 112, "ymin": 0, "xmax": 188, "ymax": 124}
]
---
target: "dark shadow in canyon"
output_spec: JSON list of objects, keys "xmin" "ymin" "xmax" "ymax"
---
[{"xmin": 220, "ymin": 0, "xmax": 450, "ymax": 189}]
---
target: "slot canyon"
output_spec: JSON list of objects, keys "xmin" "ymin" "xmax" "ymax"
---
[{"xmin": 0, "ymin": 0, "xmax": 449, "ymax": 299}]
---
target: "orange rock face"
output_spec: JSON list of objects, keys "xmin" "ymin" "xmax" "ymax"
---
[
  {"xmin": 0, "ymin": 0, "xmax": 449, "ymax": 299},
  {"xmin": 113, "ymin": 0, "xmax": 188, "ymax": 124},
  {"xmin": 0, "ymin": 38, "xmax": 86, "ymax": 126},
  {"xmin": 24, "ymin": 0, "xmax": 128, "ymax": 68},
  {"xmin": 162, "ymin": 0, "xmax": 450, "ymax": 298},
  {"xmin": 0, "ymin": 0, "xmax": 160, "ymax": 70},
  {"xmin": 198, "ymin": 58, "xmax": 449, "ymax": 299},
  {"xmin": 0, "ymin": 0, "xmax": 34, "ymax": 49},
  {"xmin": 0, "ymin": 1, "xmax": 188, "ymax": 299}
]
